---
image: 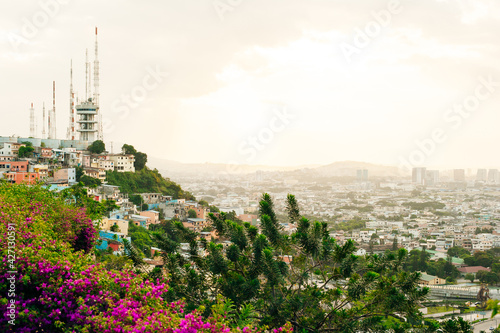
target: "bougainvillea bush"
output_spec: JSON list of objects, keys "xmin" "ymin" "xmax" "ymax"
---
[{"xmin": 0, "ymin": 183, "xmax": 291, "ymax": 333}]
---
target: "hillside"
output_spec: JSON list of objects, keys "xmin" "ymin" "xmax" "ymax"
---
[
  {"xmin": 148, "ymin": 156, "xmax": 319, "ymax": 175},
  {"xmin": 148, "ymin": 157, "xmax": 405, "ymax": 178},
  {"xmin": 0, "ymin": 183, "xmax": 282, "ymax": 332},
  {"xmin": 314, "ymin": 161, "xmax": 405, "ymax": 177},
  {"xmin": 106, "ymin": 168, "xmax": 195, "ymax": 200}
]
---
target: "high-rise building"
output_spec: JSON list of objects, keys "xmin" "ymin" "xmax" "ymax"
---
[
  {"xmin": 356, "ymin": 169, "xmax": 368, "ymax": 181},
  {"xmin": 76, "ymin": 28, "xmax": 101, "ymax": 143},
  {"xmin": 476, "ymin": 169, "xmax": 487, "ymax": 182},
  {"xmin": 488, "ymin": 169, "xmax": 500, "ymax": 184},
  {"xmin": 425, "ymin": 170, "xmax": 440, "ymax": 186},
  {"xmin": 29, "ymin": 103, "xmax": 35, "ymax": 138},
  {"xmin": 412, "ymin": 167, "xmax": 426, "ymax": 185},
  {"xmin": 454, "ymin": 169, "xmax": 465, "ymax": 182}
]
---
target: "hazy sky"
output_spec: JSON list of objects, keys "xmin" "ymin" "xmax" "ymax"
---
[{"xmin": 1, "ymin": 0, "xmax": 500, "ymax": 169}]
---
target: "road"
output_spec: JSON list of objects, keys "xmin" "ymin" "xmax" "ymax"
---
[{"xmin": 473, "ymin": 314, "xmax": 500, "ymax": 333}]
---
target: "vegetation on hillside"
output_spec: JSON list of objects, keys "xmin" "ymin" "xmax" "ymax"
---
[
  {"xmin": 145, "ymin": 193, "xmax": 433, "ymax": 332},
  {"xmin": 0, "ymin": 183, "xmax": 288, "ymax": 332},
  {"xmin": 122, "ymin": 144, "xmax": 148, "ymax": 171},
  {"xmin": 19, "ymin": 141, "xmax": 35, "ymax": 158},
  {"xmin": 0, "ymin": 182, "xmax": 481, "ymax": 332},
  {"xmin": 106, "ymin": 168, "xmax": 195, "ymax": 200},
  {"xmin": 403, "ymin": 201, "xmax": 446, "ymax": 211},
  {"xmin": 87, "ymin": 140, "xmax": 106, "ymax": 154}
]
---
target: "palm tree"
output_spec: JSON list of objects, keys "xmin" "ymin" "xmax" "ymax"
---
[{"xmin": 488, "ymin": 299, "xmax": 500, "ymax": 318}]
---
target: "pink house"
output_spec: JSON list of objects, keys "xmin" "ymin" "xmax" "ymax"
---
[
  {"xmin": 140, "ymin": 211, "xmax": 160, "ymax": 225},
  {"xmin": 82, "ymin": 155, "xmax": 91, "ymax": 168}
]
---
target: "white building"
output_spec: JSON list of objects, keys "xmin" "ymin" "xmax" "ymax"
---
[
  {"xmin": 0, "ymin": 143, "xmax": 13, "ymax": 156},
  {"xmin": 108, "ymin": 154, "xmax": 135, "ymax": 172}
]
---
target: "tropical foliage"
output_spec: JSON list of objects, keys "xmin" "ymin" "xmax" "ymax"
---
[
  {"xmin": 106, "ymin": 168, "xmax": 195, "ymax": 200},
  {"xmin": 0, "ymin": 183, "xmax": 289, "ymax": 332},
  {"xmin": 152, "ymin": 193, "xmax": 431, "ymax": 332}
]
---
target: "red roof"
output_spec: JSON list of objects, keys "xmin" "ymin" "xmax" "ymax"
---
[{"xmin": 457, "ymin": 266, "xmax": 490, "ymax": 273}]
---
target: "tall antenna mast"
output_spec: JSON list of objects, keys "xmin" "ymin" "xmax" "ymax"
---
[
  {"xmin": 42, "ymin": 102, "xmax": 46, "ymax": 139},
  {"xmin": 29, "ymin": 103, "xmax": 35, "ymax": 137},
  {"xmin": 94, "ymin": 27, "xmax": 103, "ymax": 141},
  {"xmin": 94, "ymin": 27, "xmax": 100, "ymax": 107},
  {"xmin": 88, "ymin": 54, "xmax": 92, "ymax": 102},
  {"xmin": 85, "ymin": 49, "xmax": 89, "ymax": 101},
  {"xmin": 47, "ymin": 90, "xmax": 52, "ymax": 139},
  {"xmin": 51, "ymin": 81, "xmax": 56, "ymax": 139},
  {"xmin": 68, "ymin": 59, "xmax": 76, "ymax": 140}
]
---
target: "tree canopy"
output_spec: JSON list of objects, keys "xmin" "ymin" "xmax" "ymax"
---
[
  {"xmin": 87, "ymin": 140, "xmax": 106, "ymax": 154},
  {"xmin": 106, "ymin": 168, "xmax": 195, "ymax": 200},
  {"xmin": 150, "ymin": 192, "xmax": 430, "ymax": 332},
  {"xmin": 122, "ymin": 144, "xmax": 148, "ymax": 171}
]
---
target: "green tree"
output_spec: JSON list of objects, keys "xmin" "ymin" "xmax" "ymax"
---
[
  {"xmin": 21, "ymin": 141, "xmax": 33, "ymax": 147},
  {"xmin": 128, "ymin": 222, "xmax": 156, "ymax": 257},
  {"xmin": 439, "ymin": 317, "xmax": 473, "ymax": 333},
  {"xmin": 419, "ymin": 248, "xmax": 429, "ymax": 272},
  {"xmin": 106, "ymin": 168, "xmax": 195, "ymax": 200},
  {"xmin": 58, "ymin": 183, "xmax": 110, "ymax": 220},
  {"xmin": 87, "ymin": 140, "xmax": 106, "ymax": 154},
  {"xmin": 18, "ymin": 145, "xmax": 34, "ymax": 158},
  {"xmin": 480, "ymin": 271, "xmax": 499, "ymax": 285},
  {"xmin": 80, "ymin": 175, "xmax": 102, "ymax": 187},
  {"xmin": 75, "ymin": 166, "xmax": 84, "ymax": 182},
  {"xmin": 110, "ymin": 224, "xmax": 120, "ymax": 232},
  {"xmin": 209, "ymin": 205, "xmax": 220, "ymax": 213},
  {"xmin": 392, "ymin": 237, "xmax": 399, "ymax": 251},
  {"xmin": 134, "ymin": 152, "xmax": 148, "ymax": 171},
  {"xmin": 102, "ymin": 200, "xmax": 119, "ymax": 216},
  {"xmin": 476, "ymin": 270, "xmax": 489, "ymax": 283},
  {"xmin": 188, "ymin": 209, "xmax": 198, "ymax": 218},
  {"xmin": 154, "ymin": 192, "xmax": 429, "ymax": 332},
  {"xmin": 464, "ymin": 273, "xmax": 474, "ymax": 283},
  {"xmin": 121, "ymin": 144, "xmax": 147, "ymax": 170},
  {"xmin": 464, "ymin": 251, "xmax": 495, "ymax": 267},
  {"xmin": 122, "ymin": 144, "xmax": 137, "ymax": 155},
  {"xmin": 487, "ymin": 299, "xmax": 500, "ymax": 318},
  {"xmin": 447, "ymin": 246, "xmax": 470, "ymax": 259}
]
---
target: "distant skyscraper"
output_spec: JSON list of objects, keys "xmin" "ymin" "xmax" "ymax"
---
[
  {"xmin": 412, "ymin": 167, "xmax": 426, "ymax": 185},
  {"xmin": 454, "ymin": 169, "xmax": 465, "ymax": 182},
  {"xmin": 425, "ymin": 170, "xmax": 440, "ymax": 186},
  {"xmin": 476, "ymin": 169, "xmax": 487, "ymax": 182},
  {"xmin": 356, "ymin": 169, "xmax": 368, "ymax": 181},
  {"xmin": 488, "ymin": 169, "xmax": 499, "ymax": 184}
]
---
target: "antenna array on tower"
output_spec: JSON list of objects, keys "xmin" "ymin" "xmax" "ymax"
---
[{"xmin": 29, "ymin": 103, "xmax": 35, "ymax": 138}]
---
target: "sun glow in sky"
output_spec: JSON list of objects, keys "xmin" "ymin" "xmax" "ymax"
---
[{"xmin": 1, "ymin": 0, "xmax": 500, "ymax": 168}]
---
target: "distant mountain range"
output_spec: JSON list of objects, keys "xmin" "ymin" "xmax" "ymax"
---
[
  {"xmin": 148, "ymin": 157, "xmax": 406, "ymax": 178},
  {"xmin": 314, "ymin": 161, "xmax": 405, "ymax": 177}
]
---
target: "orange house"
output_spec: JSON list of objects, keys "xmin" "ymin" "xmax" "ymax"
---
[
  {"xmin": 0, "ymin": 161, "xmax": 29, "ymax": 172},
  {"xmin": 4, "ymin": 172, "xmax": 40, "ymax": 184}
]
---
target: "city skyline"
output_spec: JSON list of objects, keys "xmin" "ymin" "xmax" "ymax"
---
[{"xmin": 1, "ymin": 0, "xmax": 500, "ymax": 169}]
